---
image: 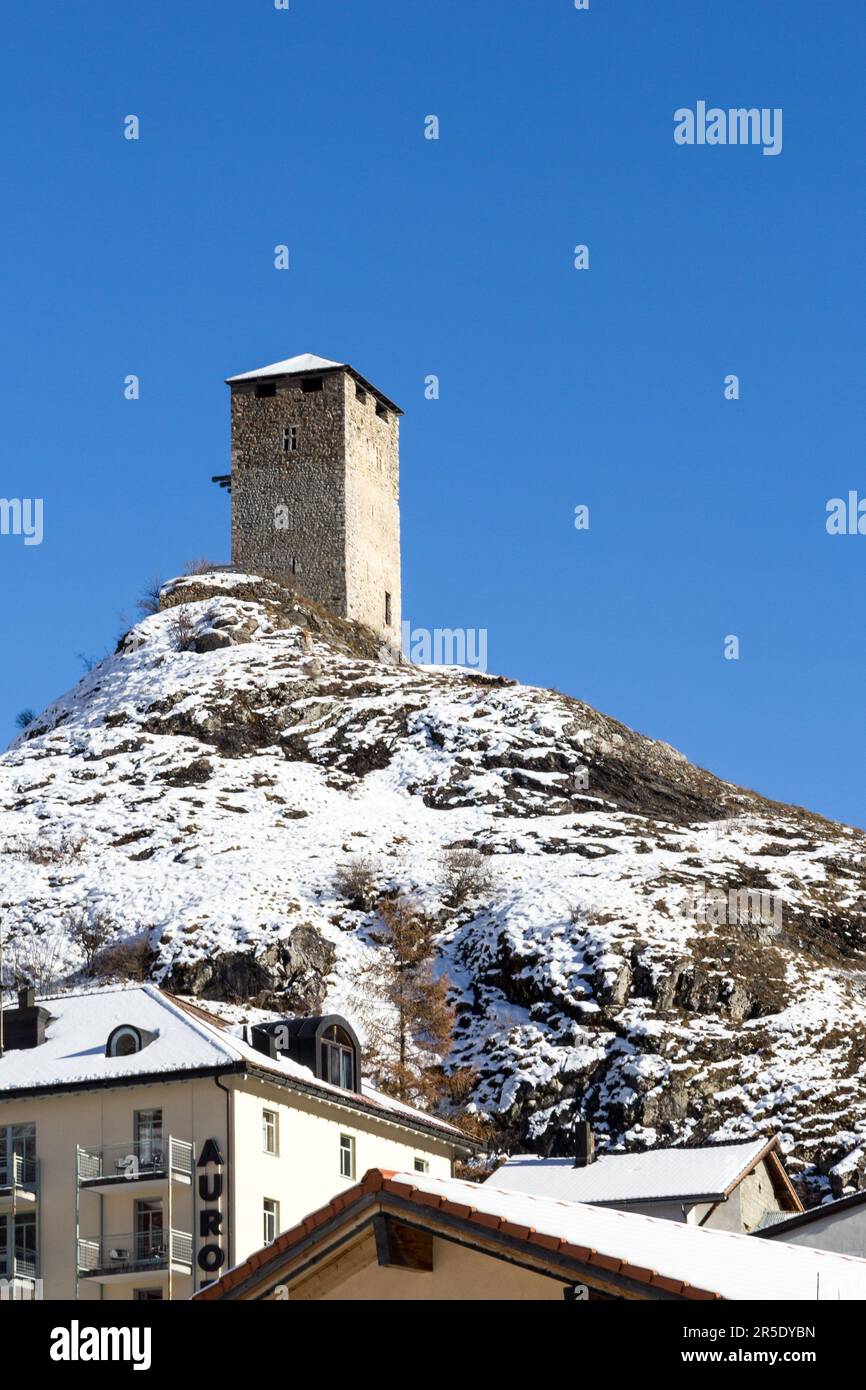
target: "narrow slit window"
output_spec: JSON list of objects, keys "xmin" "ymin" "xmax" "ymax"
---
[{"xmin": 384, "ymin": 592, "xmax": 392, "ymax": 627}]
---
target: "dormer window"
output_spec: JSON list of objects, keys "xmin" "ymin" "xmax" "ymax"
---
[
  {"xmin": 249, "ymin": 1013, "xmax": 361, "ymax": 1093},
  {"xmin": 106, "ymin": 1024, "xmax": 156, "ymax": 1058},
  {"xmin": 107, "ymin": 1026, "xmax": 141, "ymax": 1057},
  {"xmin": 323, "ymin": 1025, "xmax": 355, "ymax": 1091}
]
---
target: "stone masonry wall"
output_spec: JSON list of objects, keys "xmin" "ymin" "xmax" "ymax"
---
[
  {"xmin": 343, "ymin": 376, "xmax": 401, "ymax": 644},
  {"xmin": 230, "ymin": 372, "xmax": 348, "ymax": 616}
]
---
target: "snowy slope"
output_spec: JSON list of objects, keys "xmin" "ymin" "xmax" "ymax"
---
[{"xmin": 3, "ymin": 572, "xmax": 866, "ymax": 1199}]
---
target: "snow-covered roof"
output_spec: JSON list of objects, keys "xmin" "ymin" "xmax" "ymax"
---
[
  {"xmin": 0, "ymin": 985, "xmax": 232, "ymax": 1091},
  {"xmin": 225, "ymin": 353, "xmax": 345, "ymax": 383},
  {"xmin": 485, "ymin": 1137, "xmax": 779, "ymax": 1205},
  {"xmin": 196, "ymin": 1168, "xmax": 866, "ymax": 1301},
  {"xmin": 0, "ymin": 985, "xmax": 468, "ymax": 1146},
  {"xmin": 225, "ymin": 354, "xmax": 403, "ymax": 412}
]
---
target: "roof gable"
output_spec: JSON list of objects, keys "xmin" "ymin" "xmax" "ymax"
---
[
  {"xmin": 194, "ymin": 1168, "xmax": 866, "ymax": 1302},
  {"xmin": 485, "ymin": 1138, "xmax": 793, "ymax": 1206}
]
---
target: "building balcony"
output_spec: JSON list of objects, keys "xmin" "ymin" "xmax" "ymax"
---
[
  {"xmin": 0, "ymin": 1245, "xmax": 39, "ymax": 1284},
  {"xmin": 0, "ymin": 1155, "xmax": 39, "ymax": 1213},
  {"xmin": 76, "ymin": 1138, "xmax": 193, "ymax": 1197},
  {"xmin": 76, "ymin": 1229, "xmax": 193, "ymax": 1285}
]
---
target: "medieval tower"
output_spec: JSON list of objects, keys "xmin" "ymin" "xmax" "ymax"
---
[{"xmin": 220, "ymin": 353, "xmax": 402, "ymax": 643}]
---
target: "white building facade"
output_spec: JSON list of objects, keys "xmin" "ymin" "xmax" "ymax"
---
[{"xmin": 0, "ymin": 986, "xmax": 471, "ymax": 1301}]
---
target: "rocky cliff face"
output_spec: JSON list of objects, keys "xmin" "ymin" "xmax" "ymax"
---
[{"xmin": 3, "ymin": 572, "xmax": 866, "ymax": 1200}]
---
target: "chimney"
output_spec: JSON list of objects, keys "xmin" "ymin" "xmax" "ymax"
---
[
  {"xmin": 574, "ymin": 1120, "xmax": 596, "ymax": 1168},
  {"xmin": 2, "ymin": 987, "xmax": 48, "ymax": 1051}
]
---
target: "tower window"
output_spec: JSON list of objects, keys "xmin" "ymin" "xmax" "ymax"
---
[
  {"xmin": 255, "ymin": 381, "xmax": 277, "ymax": 398},
  {"xmin": 301, "ymin": 376, "xmax": 324, "ymax": 393},
  {"xmin": 385, "ymin": 592, "xmax": 392, "ymax": 627},
  {"xmin": 376, "ymin": 402, "xmax": 389, "ymax": 421},
  {"xmin": 283, "ymin": 425, "xmax": 299, "ymax": 453},
  {"xmin": 355, "ymin": 384, "xmax": 367, "ymax": 403},
  {"xmin": 291, "ymin": 557, "xmax": 298, "ymax": 575}
]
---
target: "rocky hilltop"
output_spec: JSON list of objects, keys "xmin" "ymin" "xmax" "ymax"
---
[{"xmin": 3, "ymin": 572, "xmax": 866, "ymax": 1200}]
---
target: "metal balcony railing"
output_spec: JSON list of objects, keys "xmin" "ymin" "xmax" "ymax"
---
[
  {"xmin": 76, "ymin": 1137, "xmax": 193, "ymax": 1185},
  {"xmin": 0, "ymin": 1246, "xmax": 39, "ymax": 1281},
  {"xmin": 77, "ymin": 1229, "xmax": 193, "ymax": 1277},
  {"xmin": 0, "ymin": 1154, "xmax": 38, "ymax": 1192}
]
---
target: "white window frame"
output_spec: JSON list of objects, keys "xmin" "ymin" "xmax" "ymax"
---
[
  {"xmin": 263, "ymin": 1109, "xmax": 278, "ymax": 1156},
  {"xmin": 413, "ymin": 1156, "xmax": 429, "ymax": 1174},
  {"xmin": 339, "ymin": 1134, "xmax": 355, "ymax": 1180},
  {"xmin": 263, "ymin": 1198, "xmax": 279, "ymax": 1246}
]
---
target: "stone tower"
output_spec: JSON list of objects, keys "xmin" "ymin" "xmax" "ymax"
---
[{"xmin": 222, "ymin": 353, "xmax": 402, "ymax": 644}]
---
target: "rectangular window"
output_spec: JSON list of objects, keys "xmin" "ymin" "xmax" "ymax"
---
[
  {"xmin": 301, "ymin": 376, "xmax": 324, "ymax": 393},
  {"xmin": 339, "ymin": 1134, "xmax": 355, "ymax": 1180},
  {"xmin": 283, "ymin": 424, "xmax": 299, "ymax": 453},
  {"xmin": 255, "ymin": 381, "xmax": 277, "ymax": 398},
  {"xmin": 355, "ymin": 384, "xmax": 367, "ymax": 403},
  {"xmin": 376, "ymin": 401, "xmax": 388, "ymax": 420},
  {"xmin": 414, "ymin": 1157, "xmax": 429, "ymax": 1174},
  {"xmin": 134, "ymin": 1110, "xmax": 163, "ymax": 1171},
  {"xmin": 324, "ymin": 1039, "xmax": 354, "ymax": 1092},
  {"xmin": 263, "ymin": 1109, "xmax": 278, "ymax": 1156},
  {"xmin": 384, "ymin": 592, "xmax": 392, "ymax": 627},
  {"xmin": 134, "ymin": 1199, "xmax": 164, "ymax": 1262},
  {"xmin": 263, "ymin": 1198, "xmax": 279, "ymax": 1246}
]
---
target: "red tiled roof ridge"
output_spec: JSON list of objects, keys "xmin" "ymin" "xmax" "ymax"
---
[{"xmin": 192, "ymin": 1167, "xmax": 724, "ymax": 1303}]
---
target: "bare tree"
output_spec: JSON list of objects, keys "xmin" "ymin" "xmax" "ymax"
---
[
  {"xmin": 15, "ymin": 709, "xmax": 36, "ymax": 730},
  {"xmin": 136, "ymin": 575, "xmax": 164, "ymax": 616},
  {"xmin": 358, "ymin": 896, "xmax": 455, "ymax": 1107},
  {"xmin": 3, "ymin": 926, "xmax": 66, "ymax": 993}
]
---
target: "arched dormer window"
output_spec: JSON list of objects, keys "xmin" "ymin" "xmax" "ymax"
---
[
  {"xmin": 105, "ymin": 1024, "xmax": 156, "ymax": 1058},
  {"xmin": 322, "ymin": 1024, "xmax": 355, "ymax": 1091}
]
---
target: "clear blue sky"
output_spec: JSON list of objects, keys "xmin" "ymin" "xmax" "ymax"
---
[{"xmin": 1, "ymin": 0, "xmax": 864, "ymax": 827}]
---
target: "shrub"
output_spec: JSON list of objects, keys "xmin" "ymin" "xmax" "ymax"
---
[
  {"xmin": 335, "ymin": 854, "xmax": 382, "ymax": 911},
  {"xmin": 67, "ymin": 908, "xmax": 114, "ymax": 975},
  {"xmin": 168, "ymin": 606, "xmax": 197, "ymax": 652},
  {"xmin": 25, "ymin": 834, "xmax": 86, "ymax": 865},
  {"xmin": 92, "ymin": 935, "xmax": 153, "ymax": 982},
  {"xmin": 441, "ymin": 847, "xmax": 493, "ymax": 908}
]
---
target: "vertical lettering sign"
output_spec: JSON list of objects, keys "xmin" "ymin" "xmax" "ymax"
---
[{"xmin": 197, "ymin": 1137, "xmax": 226, "ymax": 1276}]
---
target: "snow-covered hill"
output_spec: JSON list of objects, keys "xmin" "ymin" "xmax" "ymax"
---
[{"xmin": 3, "ymin": 572, "xmax": 866, "ymax": 1200}]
